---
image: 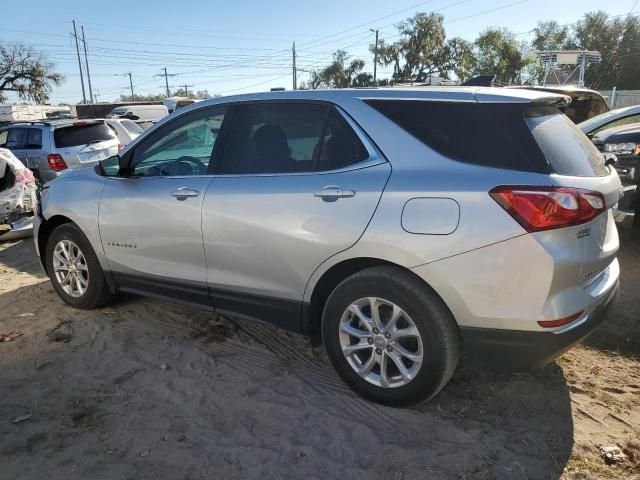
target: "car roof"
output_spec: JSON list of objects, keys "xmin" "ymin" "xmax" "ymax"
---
[
  {"xmin": 8, "ymin": 119, "xmax": 104, "ymax": 128},
  {"xmin": 188, "ymin": 86, "xmax": 569, "ymax": 109}
]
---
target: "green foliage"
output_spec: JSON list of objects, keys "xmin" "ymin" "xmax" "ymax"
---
[
  {"xmin": 472, "ymin": 28, "xmax": 532, "ymax": 84},
  {"xmin": 308, "ymin": 50, "xmax": 369, "ymax": 88},
  {"xmin": 0, "ymin": 44, "xmax": 63, "ymax": 103}
]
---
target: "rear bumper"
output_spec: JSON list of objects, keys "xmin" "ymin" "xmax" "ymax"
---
[{"xmin": 461, "ymin": 274, "xmax": 619, "ymax": 369}]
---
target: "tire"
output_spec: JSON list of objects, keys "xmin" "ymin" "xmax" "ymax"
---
[
  {"xmin": 322, "ymin": 266, "xmax": 460, "ymax": 407},
  {"xmin": 45, "ymin": 223, "xmax": 112, "ymax": 309}
]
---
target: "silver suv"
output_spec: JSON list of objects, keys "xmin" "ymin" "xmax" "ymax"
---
[
  {"xmin": 0, "ymin": 119, "xmax": 119, "ymax": 184},
  {"xmin": 34, "ymin": 88, "xmax": 621, "ymax": 406}
]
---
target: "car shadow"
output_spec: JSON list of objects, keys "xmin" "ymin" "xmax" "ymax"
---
[{"xmin": 0, "ymin": 238, "xmax": 45, "ymax": 277}]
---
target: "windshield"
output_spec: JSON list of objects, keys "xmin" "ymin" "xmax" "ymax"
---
[
  {"xmin": 579, "ymin": 108, "xmax": 634, "ymax": 134},
  {"xmin": 121, "ymin": 119, "xmax": 144, "ymax": 135},
  {"xmin": 110, "ymin": 108, "xmax": 127, "ymax": 116},
  {"xmin": 54, "ymin": 123, "xmax": 115, "ymax": 148}
]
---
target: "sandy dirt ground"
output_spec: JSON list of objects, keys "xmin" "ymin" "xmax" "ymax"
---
[{"xmin": 0, "ymin": 235, "xmax": 638, "ymax": 480}]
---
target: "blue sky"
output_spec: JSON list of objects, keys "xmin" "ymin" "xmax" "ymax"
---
[{"xmin": 1, "ymin": 0, "xmax": 637, "ymax": 104}]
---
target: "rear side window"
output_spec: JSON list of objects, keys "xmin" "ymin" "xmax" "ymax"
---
[
  {"xmin": 526, "ymin": 109, "xmax": 609, "ymax": 177},
  {"xmin": 5, "ymin": 128, "xmax": 28, "ymax": 149},
  {"xmin": 365, "ymin": 100, "xmax": 549, "ymax": 173},
  {"xmin": 26, "ymin": 129, "xmax": 42, "ymax": 149},
  {"xmin": 54, "ymin": 123, "xmax": 115, "ymax": 148}
]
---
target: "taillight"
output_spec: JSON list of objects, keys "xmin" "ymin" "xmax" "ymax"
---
[
  {"xmin": 47, "ymin": 154, "xmax": 68, "ymax": 171},
  {"xmin": 490, "ymin": 186, "xmax": 606, "ymax": 232}
]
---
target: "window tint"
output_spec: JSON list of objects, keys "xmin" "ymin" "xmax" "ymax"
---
[
  {"xmin": 25, "ymin": 129, "xmax": 42, "ymax": 149},
  {"xmin": 132, "ymin": 106, "xmax": 227, "ymax": 177},
  {"xmin": 54, "ymin": 123, "xmax": 115, "ymax": 148},
  {"xmin": 5, "ymin": 128, "xmax": 28, "ymax": 149},
  {"xmin": 316, "ymin": 110, "xmax": 369, "ymax": 171},
  {"xmin": 365, "ymin": 100, "xmax": 549, "ymax": 173},
  {"xmin": 222, "ymin": 102, "xmax": 368, "ymax": 174},
  {"xmin": 526, "ymin": 108, "xmax": 609, "ymax": 177}
]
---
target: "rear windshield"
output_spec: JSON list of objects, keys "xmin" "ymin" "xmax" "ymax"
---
[
  {"xmin": 526, "ymin": 108, "xmax": 609, "ymax": 177},
  {"xmin": 365, "ymin": 100, "xmax": 608, "ymax": 177},
  {"xmin": 365, "ymin": 100, "xmax": 549, "ymax": 173},
  {"xmin": 121, "ymin": 119, "xmax": 143, "ymax": 135},
  {"xmin": 111, "ymin": 108, "xmax": 127, "ymax": 116},
  {"xmin": 54, "ymin": 123, "xmax": 115, "ymax": 148}
]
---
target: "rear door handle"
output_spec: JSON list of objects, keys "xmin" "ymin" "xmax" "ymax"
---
[
  {"xmin": 313, "ymin": 186, "xmax": 356, "ymax": 202},
  {"xmin": 171, "ymin": 187, "xmax": 199, "ymax": 200}
]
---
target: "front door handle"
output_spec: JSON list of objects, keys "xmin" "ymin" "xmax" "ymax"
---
[
  {"xmin": 313, "ymin": 186, "xmax": 356, "ymax": 202},
  {"xmin": 171, "ymin": 187, "xmax": 199, "ymax": 201}
]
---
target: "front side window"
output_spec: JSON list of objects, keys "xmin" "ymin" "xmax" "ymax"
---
[
  {"xmin": 132, "ymin": 106, "xmax": 227, "ymax": 177},
  {"xmin": 591, "ymin": 114, "xmax": 640, "ymax": 136},
  {"xmin": 221, "ymin": 102, "xmax": 368, "ymax": 174},
  {"xmin": 5, "ymin": 128, "xmax": 28, "ymax": 149}
]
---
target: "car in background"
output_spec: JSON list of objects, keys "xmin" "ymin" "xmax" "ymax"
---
[
  {"xmin": 0, "ymin": 119, "xmax": 119, "ymax": 184},
  {"xmin": 103, "ymin": 118, "xmax": 144, "ymax": 146},
  {"xmin": 591, "ymin": 124, "xmax": 640, "ymax": 228},
  {"xmin": 0, "ymin": 148, "xmax": 37, "ymax": 240},
  {"xmin": 107, "ymin": 104, "xmax": 168, "ymax": 122},
  {"xmin": 578, "ymin": 105, "xmax": 640, "ymax": 138},
  {"xmin": 35, "ymin": 87, "xmax": 621, "ymax": 406},
  {"xmin": 163, "ymin": 96, "xmax": 198, "ymax": 114}
]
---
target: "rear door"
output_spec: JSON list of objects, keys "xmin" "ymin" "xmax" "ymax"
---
[
  {"xmin": 202, "ymin": 101, "xmax": 390, "ymax": 328},
  {"xmin": 53, "ymin": 122, "xmax": 119, "ymax": 169}
]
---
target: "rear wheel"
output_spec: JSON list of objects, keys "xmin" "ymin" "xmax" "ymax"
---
[
  {"xmin": 322, "ymin": 266, "xmax": 460, "ymax": 407},
  {"xmin": 45, "ymin": 223, "xmax": 112, "ymax": 309}
]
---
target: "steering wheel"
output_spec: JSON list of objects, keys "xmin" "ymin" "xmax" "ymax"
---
[{"xmin": 175, "ymin": 156, "xmax": 206, "ymax": 174}]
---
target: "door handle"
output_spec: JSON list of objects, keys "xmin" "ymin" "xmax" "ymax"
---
[
  {"xmin": 170, "ymin": 187, "xmax": 199, "ymax": 201},
  {"xmin": 313, "ymin": 186, "xmax": 356, "ymax": 202}
]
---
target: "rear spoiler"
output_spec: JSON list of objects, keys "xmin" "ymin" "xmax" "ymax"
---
[{"xmin": 473, "ymin": 88, "xmax": 572, "ymax": 106}]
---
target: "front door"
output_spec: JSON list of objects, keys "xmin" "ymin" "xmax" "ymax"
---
[
  {"xmin": 202, "ymin": 101, "xmax": 390, "ymax": 328},
  {"xmin": 99, "ymin": 105, "xmax": 229, "ymax": 306}
]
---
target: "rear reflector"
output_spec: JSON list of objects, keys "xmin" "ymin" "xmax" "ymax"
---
[
  {"xmin": 490, "ymin": 186, "xmax": 606, "ymax": 232},
  {"xmin": 47, "ymin": 153, "xmax": 68, "ymax": 171},
  {"xmin": 538, "ymin": 311, "xmax": 584, "ymax": 328}
]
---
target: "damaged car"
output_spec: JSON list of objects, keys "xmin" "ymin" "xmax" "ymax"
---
[{"xmin": 0, "ymin": 148, "xmax": 37, "ymax": 241}]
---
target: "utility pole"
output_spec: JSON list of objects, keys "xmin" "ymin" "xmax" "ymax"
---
[
  {"xmin": 370, "ymin": 29, "xmax": 379, "ymax": 86},
  {"xmin": 72, "ymin": 20, "xmax": 87, "ymax": 104},
  {"xmin": 155, "ymin": 67, "xmax": 176, "ymax": 97},
  {"xmin": 182, "ymin": 84, "xmax": 194, "ymax": 96},
  {"xmin": 81, "ymin": 25, "xmax": 94, "ymax": 103},
  {"xmin": 116, "ymin": 73, "xmax": 134, "ymax": 101},
  {"xmin": 292, "ymin": 42, "xmax": 297, "ymax": 90}
]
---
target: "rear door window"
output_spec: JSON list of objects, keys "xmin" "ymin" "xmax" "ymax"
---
[
  {"xmin": 220, "ymin": 102, "xmax": 369, "ymax": 174},
  {"xmin": 526, "ymin": 109, "xmax": 609, "ymax": 177},
  {"xmin": 25, "ymin": 129, "xmax": 42, "ymax": 149},
  {"xmin": 54, "ymin": 123, "xmax": 115, "ymax": 148}
]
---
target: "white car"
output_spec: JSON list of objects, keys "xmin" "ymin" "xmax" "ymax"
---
[{"xmin": 103, "ymin": 118, "xmax": 144, "ymax": 146}]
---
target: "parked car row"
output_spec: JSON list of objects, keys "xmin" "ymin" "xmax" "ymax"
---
[{"xmin": 34, "ymin": 87, "xmax": 623, "ymax": 406}]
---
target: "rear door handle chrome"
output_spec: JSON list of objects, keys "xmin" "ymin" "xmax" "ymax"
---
[
  {"xmin": 171, "ymin": 187, "xmax": 199, "ymax": 200},
  {"xmin": 313, "ymin": 186, "xmax": 356, "ymax": 202}
]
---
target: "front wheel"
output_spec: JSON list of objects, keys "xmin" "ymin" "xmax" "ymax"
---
[
  {"xmin": 45, "ymin": 223, "xmax": 112, "ymax": 309},
  {"xmin": 322, "ymin": 266, "xmax": 460, "ymax": 407}
]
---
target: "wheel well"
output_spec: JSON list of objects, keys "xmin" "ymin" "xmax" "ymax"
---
[
  {"xmin": 38, "ymin": 215, "xmax": 73, "ymax": 274},
  {"xmin": 306, "ymin": 257, "xmax": 414, "ymax": 335}
]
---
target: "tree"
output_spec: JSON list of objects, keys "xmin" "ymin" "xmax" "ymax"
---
[
  {"xmin": 372, "ymin": 12, "xmax": 460, "ymax": 81},
  {"xmin": 472, "ymin": 28, "xmax": 531, "ymax": 84},
  {"xmin": 532, "ymin": 21, "xmax": 574, "ymax": 51},
  {"xmin": 0, "ymin": 44, "xmax": 63, "ymax": 103},
  {"xmin": 308, "ymin": 50, "xmax": 368, "ymax": 88}
]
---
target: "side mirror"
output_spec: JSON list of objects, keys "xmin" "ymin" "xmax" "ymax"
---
[{"xmin": 97, "ymin": 155, "xmax": 130, "ymax": 177}]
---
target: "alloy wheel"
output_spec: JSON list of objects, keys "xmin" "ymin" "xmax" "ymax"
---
[
  {"xmin": 52, "ymin": 239, "xmax": 89, "ymax": 298},
  {"xmin": 338, "ymin": 297, "xmax": 424, "ymax": 388}
]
